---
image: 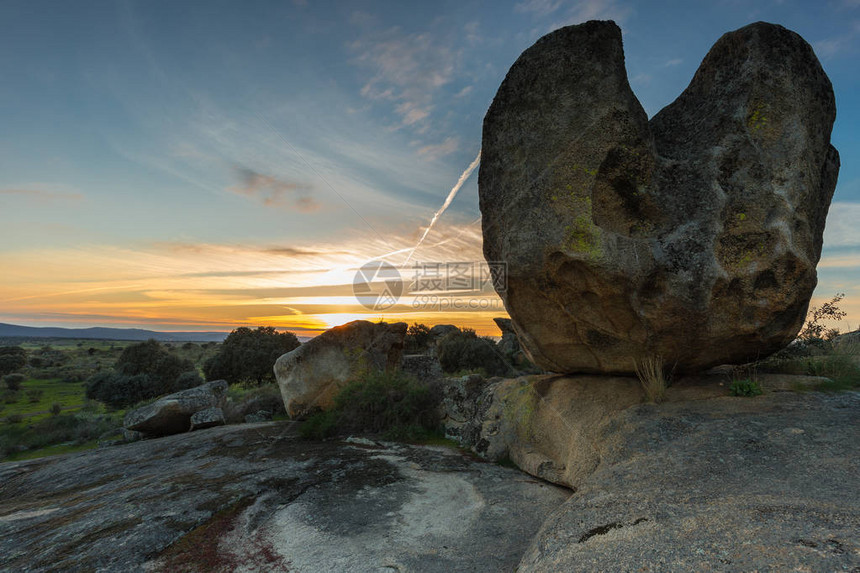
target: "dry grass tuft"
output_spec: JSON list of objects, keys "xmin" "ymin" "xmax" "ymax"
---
[{"xmin": 635, "ymin": 355, "xmax": 667, "ymax": 404}]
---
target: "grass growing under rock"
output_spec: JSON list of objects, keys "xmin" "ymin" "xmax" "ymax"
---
[{"xmin": 635, "ymin": 355, "xmax": 668, "ymax": 403}]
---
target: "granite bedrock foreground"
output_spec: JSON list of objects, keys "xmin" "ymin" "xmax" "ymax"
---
[{"xmin": 0, "ymin": 380, "xmax": 858, "ymax": 572}]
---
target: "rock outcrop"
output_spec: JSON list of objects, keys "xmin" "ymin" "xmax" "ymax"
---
[
  {"xmin": 274, "ymin": 320, "xmax": 407, "ymax": 418},
  {"xmin": 442, "ymin": 373, "xmax": 860, "ymax": 570},
  {"xmin": 0, "ymin": 423, "xmax": 568, "ymax": 572},
  {"xmin": 516, "ymin": 387, "xmax": 860, "ymax": 571},
  {"xmin": 123, "ymin": 380, "xmax": 228, "ymax": 436},
  {"xmin": 479, "ymin": 20, "xmax": 839, "ymax": 374}
]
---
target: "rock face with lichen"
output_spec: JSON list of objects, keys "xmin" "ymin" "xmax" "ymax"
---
[{"xmin": 479, "ymin": 20, "xmax": 839, "ymax": 374}]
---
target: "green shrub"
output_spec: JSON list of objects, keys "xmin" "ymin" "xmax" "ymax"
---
[
  {"xmin": 300, "ymin": 370, "xmax": 442, "ymax": 441},
  {"xmin": 224, "ymin": 383, "xmax": 285, "ymax": 423},
  {"xmin": 25, "ymin": 388, "xmax": 44, "ymax": 403},
  {"xmin": 116, "ymin": 339, "xmax": 195, "ymax": 388},
  {"xmin": 3, "ymin": 390, "xmax": 20, "ymax": 404},
  {"xmin": 0, "ymin": 346, "xmax": 27, "ymax": 377},
  {"xmin": 50, "ymin": 403, "xmax": 63, "ymax": 416},
  {"xmin": 175, "ymin": 370, "xmax": 203, "ymax": 389},
  {"xmin": 3, "ymin": 373, "xmax": 25, "ymax": 391},
  {"xmin": 4, "ymin": 413, "xmax": 23, "ymax": 424},
  {"xmin": 299, "ymin": 410, "xmax": 339, "ymax": 440},
  {"xmin": 85, "ymin": 372, "xmax": 153, "ymax": 409},
  {"xmin": 85, "ymin": 339, "xmax": 203, "ymax": 408},
  {"xmin": 437, "ymin": 329, "xmax": 510, "ymax": 377},
  {"xmin": 730, "ymin": 378, "xmax": 762, "ymax": 397},
  {"xmin": 203, "ymin": 327, "xmax": 300, "ymax": 385}
]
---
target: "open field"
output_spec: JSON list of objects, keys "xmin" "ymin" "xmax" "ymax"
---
[{"xmin": 0, "ymin": 378, "xmax": 88, "ymax": 422}]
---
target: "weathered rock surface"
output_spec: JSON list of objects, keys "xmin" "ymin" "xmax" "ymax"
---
[
  {"xmin": 517, "ymin": 389, "xmax": 860, "ymax": 571},
  {"xmin": 124, "ymin": 380, "xmax": 228, "ymax": 436},
  {"xmin": 494, "ymin": 317, "xmax": 530, "ymax": 369},
  {"xmin": 0, "ymin": 423, "xmax": 568, "ymax": 572},
  {"xmin": 479, "ymin": 20, "xmax": 839, "ymax": 374},
  {"xmin": 189, "ymin": 406, "xmax": 225, "ymax": 431},
  {"xmin": 442, "ymin": 373, "xmax": 860, "ymax": 570},
  {"xmin": 244, "ymin": 410, "xmax": 272, "ymax": 423},
  {"xmin": 401, "ymin": 353, "xmax": 443, "ymax": 382},
  {"xmin": 274, "ymin": 320, "xmax": 407, "ymax": 418}
]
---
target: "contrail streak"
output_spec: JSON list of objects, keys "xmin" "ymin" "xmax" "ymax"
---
[{"xmin": 404, "ymin": 151, "xmax": 481, "ymax": 264}]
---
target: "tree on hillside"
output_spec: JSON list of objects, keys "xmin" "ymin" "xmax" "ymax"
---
[
  {"xmin": 3, "ymin": 373, "xmax": 25, "ymax": 391},
  {"xmin": 85, "ymin": 339, "xmax": 200, "ymax": 408},
  {"xmin": 0, "ymin": 346, "xmax": 27, "ymax": 377},
  {"xmin": 115, "ymin": 339, "xmax": 195, "ymax": 387},
  {"xmin": 203, "ymin": 327, "xmax": 300, "ymax": 385}
]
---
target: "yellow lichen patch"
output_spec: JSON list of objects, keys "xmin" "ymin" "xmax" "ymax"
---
[
  {"xmin": 500, "ymin": 380, "xmax": 539, "ymax": 441},
  {"xmin": 747, "ymin": 102, "xmax": 768, "ymax": 133}
]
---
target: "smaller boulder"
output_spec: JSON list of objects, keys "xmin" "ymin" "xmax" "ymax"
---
[
  {"xmin": 274, "ymin": 321, "xmax": 407, "ymax": 419},
  {"xmin": 124, "ymin": 380, "xmax": 228, "ymax": 436},
  {"xmin": 190, "ymin": 407, "xmax": 225, "ymax": 431},
  {"xmin": 244, "ymin": 410, "xmax": 272, "ymax": 423},
  {"xmin": 429, "ymin": 324, "xmax": 460, "ymax": 338}
]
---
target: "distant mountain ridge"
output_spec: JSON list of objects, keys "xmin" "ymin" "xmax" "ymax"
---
[{"xmin": 0, "ymin": 323, "xmax": 228, "ymax": 343}]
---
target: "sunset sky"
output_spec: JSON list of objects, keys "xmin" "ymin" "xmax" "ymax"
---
[{"xmin": 1, "ymin": 0, "xmax": 859, "ymax": 337}]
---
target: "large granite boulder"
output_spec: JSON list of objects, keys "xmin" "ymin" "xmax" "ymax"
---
[
  {"xmin": 124, "ymin": 380, "xmax": 228, "ymax": 436},
  {"xmin": 274, "ymin": 320, "xmax": 407, "ymax": 418},
  {"xmin": 479, "ymin": 21, "xmax": 839, "ymax": 374}
]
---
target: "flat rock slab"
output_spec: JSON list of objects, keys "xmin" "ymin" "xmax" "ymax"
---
[
  {"xmin": 0, "ymin": 423, "xmax": 568, "ymax": 572},
  {"xmin": 519, "ymin": 390, "xmax": 860, "ymax": 571}
]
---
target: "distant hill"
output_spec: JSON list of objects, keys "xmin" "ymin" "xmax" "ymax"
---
[{"xmin": 0, "ymin": 323, "xmax": 228, "ymax": 343}]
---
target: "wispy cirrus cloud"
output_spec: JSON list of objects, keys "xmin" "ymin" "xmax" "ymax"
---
[
  {"xmin": 516, "ymin": 0, "xmax": 632, "ymax": 32},
  {"xmin": 350, "ymin": 24, "xmax": 458, "ymax": 130},
  {"xmin": 417, "ymin": 137, "xmax": 460, "ymax": 160},
  {"xmin": 514, "ymin": 0, "xmax": 565, "ymax": 17},
  {"xmin": 228, "ymin": 165, "xmax": 319, "ymax": 212},
  {"xmin": 824, "ymin": 200, "xmax": 860, "ymax": 247},
  {"xmin": 814, "ymin": 21, "xmax": 860, "ymax": 58}
]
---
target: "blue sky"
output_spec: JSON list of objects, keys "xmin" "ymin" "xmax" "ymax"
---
[{"xmin": 1, "ymin": 0, "xmax": 858, "ymax": 334}]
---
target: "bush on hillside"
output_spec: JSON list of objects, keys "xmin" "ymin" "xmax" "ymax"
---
[
  {"xmin": 85, "ymin": 372, "xmax": 153, "ymax": 409},
  {"xmin": 85, "ymin": 340, "xmax": 201, "ymax": 408},
  {"xmin": 3, "ymin": 373, "xmax": 25, "ymax": 391},
  {"xmin": 436, "ymin": 329, "xmax": 511, "ymax": 377},
  {"xmin": 116, "ymin": 339, "xmax": 195, "ymax": 387},
  {"xmin": 0, "ymin": 347, "xmax": 27, "ymax": 377},
  {"xmin": 203, "ymin": 327, "xmax": 300, "ymax": 385}
]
